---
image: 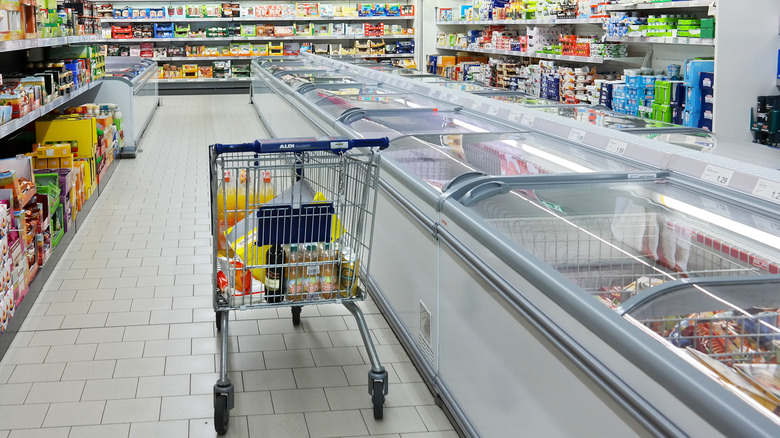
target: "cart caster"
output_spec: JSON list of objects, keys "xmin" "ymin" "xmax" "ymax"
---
[
  {"xmin": 213, "ymin": 383, "xmax": 234, "ymax": 434},
  {"xmin": 368, "ymin": 369, "xmax": 388, "ymax": 420},
  {"xmin": 291, "ymin": 306, "xmax": 302, "ymax": 326},
  {"xmin": 214, "ymin": 393, "xmax": 229, "ymax": 434}
]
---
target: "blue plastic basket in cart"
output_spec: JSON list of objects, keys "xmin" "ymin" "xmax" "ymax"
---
[{"xmin": 208, "ymin": 137, "xmax": 389, "ymax": 434}]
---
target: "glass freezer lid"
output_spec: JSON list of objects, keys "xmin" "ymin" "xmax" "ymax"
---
[
  {"xmin": 383, "ymin": 132, "xmax": 649, "ymax": 190},
  {"xmin": 299, "ymin": 85, "xmax": 396, "ymax": 100},
  {"xmin": 459, "ymin": 177, "xmax": 780, "ymax": 308},
  {"xmin": 343, "ymin": 109, "xmax": 512, "ymax": 140},
  {"xmin": 310, "ymin": 93, "xmax": 457, "ymax": 118},
  {"xmin": 535, "ymin": 106, "xmax": 685, "ymax": 131},
  {"xmin": 435, "ymin": 81, "xmax": 501, "ymax": 92},
  {"xmin": 481, "ymin": 93, "xmax": 567, "ymax": 107}
]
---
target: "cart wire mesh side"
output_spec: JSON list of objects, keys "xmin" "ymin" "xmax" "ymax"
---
[{"xmin": 208, "ymin": 137, "xmax": 389, "ymax": 434}]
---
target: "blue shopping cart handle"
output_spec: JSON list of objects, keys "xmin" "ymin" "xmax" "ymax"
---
[{"xmin": 212, "ymin": 137, "xmax": 389, "ymax": 156}]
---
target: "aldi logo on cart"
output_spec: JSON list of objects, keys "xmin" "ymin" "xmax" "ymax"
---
[{"xmin": 279, "ymin": 144, "xmax": 296, "ymax": 149}]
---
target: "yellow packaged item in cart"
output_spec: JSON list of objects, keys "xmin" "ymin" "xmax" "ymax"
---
[{"xmin": 226, "ymin": 179, "xmax": 343, "ymax": 283}]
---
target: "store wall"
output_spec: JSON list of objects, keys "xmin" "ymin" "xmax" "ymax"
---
[{"xmin": 714, "ymin": 0, "xmax": 780, "ymax": 143}]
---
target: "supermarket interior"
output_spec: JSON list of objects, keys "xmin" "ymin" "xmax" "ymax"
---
[{"xmin": 2, "ymin": 0, "xmax": 780, "ymax": 437}]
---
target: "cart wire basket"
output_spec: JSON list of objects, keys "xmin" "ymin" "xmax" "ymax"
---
[{"xmin": 208, "ymin": 137, "xmax": 389, "ymax": 434}]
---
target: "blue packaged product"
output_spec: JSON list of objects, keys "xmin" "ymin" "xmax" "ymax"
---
[{"xmin": 683, "ymin": 59, "xmax": 715, "ymax": 87}]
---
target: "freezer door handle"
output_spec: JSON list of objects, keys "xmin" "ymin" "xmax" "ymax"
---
[{"xmin": 459, "ymin": 181, "xmax": 511, "ymax": 207}]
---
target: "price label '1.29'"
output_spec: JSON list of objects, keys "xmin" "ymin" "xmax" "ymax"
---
[
  {"xmin": 568, "ymin": 128, "xmax": 586, "ymax": 143},
  {"xmin": 606, "ymin": 139, "xmax": 628, "ymax": 156},
  {"xmin": 701, "ymin": 165, "xmax": 734, "ymax": 186},
  {"xmin": 521, "ymin": 114, "xmax": 535, "ymax": 127},
  {"xmin": 752, "ymin": 179, "xmax": 780, "ymax": 202},
  {"xmin": 487, "ymin": 106, "xmax": 499, "ymax": 116}
]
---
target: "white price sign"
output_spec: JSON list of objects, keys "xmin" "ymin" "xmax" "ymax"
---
[
  {"xmin": 606, "ymin": 139, "xmax": 628, "ymax": 156},
  {"xmin": 449, "ymin": 94, "xmax": 460, "ymax": 104},
  {"xmin": 471, "ymin": 101, "xmax": 483, "ymax": 111},
  {"xmin": 405, "ymin": 82, "xmax": 414, "ymax": 90},
  {"xmin": 487, "ymin": 106, "xmax": 499, "ymax": 116},
  {"xmin": 701, "ymin": 165, "xmax": 734, "ymax": 186},
  {"xmin": 508, "ymin": 112, "xmax": 521, "ymax": 122},
  {"xmin": 427, "ymin": 88, "xmax": 437, "ymax": 97},
  {"xmin": 752, "ymin": 179, "xmax": 780, "ymax": 202},
  {"xmin": 655, "ymin": 2, "xmax": 665, "ymax": 7},
  {"xmin": 568, "ymin": 128, "xmax": 586, "ymax": 143},
  {"xmin": 521, "ymin": 114, "xmax": 535, "ymax": 127}
]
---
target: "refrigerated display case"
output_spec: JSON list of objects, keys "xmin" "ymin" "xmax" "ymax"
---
[
  {"xmin": 251, "ymin": 54, "xmax": 780, "ymax": 436},
  {"xmin": 70, "ymin": 56, "xmax": 159, "ymax": 157}
]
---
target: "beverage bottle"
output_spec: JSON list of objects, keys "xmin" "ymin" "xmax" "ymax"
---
[
  {"xmin": 215, "ymin": 170, "xmax": 235, "ymax": 255},
  {"xmin": 340, "ymin": 246, "xmax": 359, "ymax": 298},
  {"xmin": 284, "ymin": 244, "xmax": 303, "ymax": 301},
  {"xmin": 258, "ymin": 171, "xmax": 275, "ymax": 204},
  {"xmin": 319, "ymin": 242, "xmax": 338, "ymax": 299},
  {"xmin": 302, "ymin": 243, "xmax": 320, "ymax": 299},
  {"xmin": 264, "ymin": 244, "xmax": 285, "ymax": 303},
  {"xmin": 236, "ymin": 169, "xmax": 249, "ymax": 220}
]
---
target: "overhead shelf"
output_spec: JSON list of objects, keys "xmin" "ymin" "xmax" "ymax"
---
[
  {"xmin": 435, "ymin": 45, "xmax": 643, "ymax": 65},
  {"xmin": 605, "ymin": 0, "xmax": 713, "ymax": 11},
  {"xmin": 435, "ymin": 18, "xmax": 605, "ymax": 25},
  {"xmin": 0, "ymin": 35, "xmax": 101, "ymax": 53},
  {"xmin": 157, "ymin": 77, "xmax": 252, "ymax": 83},
  {"xmin": 101, "ymin": 16, "xmax": 411, "ymax": 23},
  {"xmin": 605, "ymin": 35, "xmax": 715, "ymax": 46},
  {"xmin": 101, "ymin": 35, "xmax": 413, "ymax": 43},
  {"xmin": 0, "ymin": 80, "xmax": 100, "ymax": 140}
]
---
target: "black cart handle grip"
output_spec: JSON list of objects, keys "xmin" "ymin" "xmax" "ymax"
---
[{"xmin": 212, "ymin": 137, "xmax": 389, "ymax": 156}]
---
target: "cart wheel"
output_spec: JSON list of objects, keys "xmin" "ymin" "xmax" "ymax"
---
[
  {"xmin": 215, "ymin": 312, "xmax": 222, "ymax": 331},
  {"xmin": 292, "ymin": 306, "xmax": 302, "ymax": 326},
  {"xmin": 372, "ymin": 380, "xmax": 385, "ymax": 419},
  {"xmin": 214, "ymin": 394, "xmax": 229, "ymax": 434}
]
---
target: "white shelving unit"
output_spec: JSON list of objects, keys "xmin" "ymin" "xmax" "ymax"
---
[
  {"xmin": 605, "ymin": 35, "xmax": 715, "ymax": 46},
  {"xmin": 103, "ymin": 16, "xmax": 410, "ymax": 23},
  {"xmin": 0, "ymin": 81, "xmax": 101, "ymax": 140},
  {"xmin": 605, "ymin": 0, "xmax": 713, "ymax": 11},
  {"xmin": 435, "ymin": 18, "xmax": 604, "ymax": 25},
  {"xmin": 0, "ymin": 35, "xmax": 101, "ymax": 54},
  {"xmin": 435, "ymin": 45, "xmax": 642, "ymax": 65}
]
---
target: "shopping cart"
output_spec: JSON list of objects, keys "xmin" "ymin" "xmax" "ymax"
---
[{"xmin": 208, "ymin": 137, "xmax": 389, "ymax": 434}]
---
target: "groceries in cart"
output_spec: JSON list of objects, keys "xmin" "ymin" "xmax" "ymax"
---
[{"xmin": 215, "ymin": 176, "xmax": 360, "ymax": 305}]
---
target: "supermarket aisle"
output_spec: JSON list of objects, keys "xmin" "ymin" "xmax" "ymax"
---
[{"xmin": 0, "ymin": 95, "xmax": 456, "ymax": 438}]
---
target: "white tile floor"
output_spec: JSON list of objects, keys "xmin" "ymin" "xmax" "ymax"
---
[{"xmin": 0, "ymin": 95, "xmax": 457, "ymax": 438}]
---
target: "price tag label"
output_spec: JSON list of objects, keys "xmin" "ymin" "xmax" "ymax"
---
[
  {"xmin": 427, "ymin": 88, "xmax": 437, "ymax": 97},
  {"xmin": 449, "ymin": 94, "xmax": 460, "ymax": 104},
  {"xmin": 701, "ymin": 165, "xmax": 734, "ymax": 186},
  {"xmin": 665, "ymin": 37, "xmax": 674, "ymax": 44},
  {"xmin": 568, "ymin": 128, "xmax": 586, "ymax": 143},
  {"xmin": 487, "ymin": 106, "xmax": 499, "ymax": 116},
  {"xmin": 606, "ymin": 139, "xmax": 628, "ymax": 156},
  {"xmin": 195, "ymin": 78, "xmax": 204, "ymax": 82},
  {"xmin": 752, "ymin": 179, "xmax": 780, "ymax": 202},
  {"xmin": 508, "ymin": 112, "xmax": 521, "ymax": 122},
  {"xmin": 521, "ymin": 114, "xmax": 535, "ymax": 127},
  {"xmin": 655, "ymin": 2, "xmax": 665, "ymax": 7},
  {"xmin": 471, "ymin": 101, "xmax": 483, "ymax": 111},
  {"xmin": 690, "ymin": 38, "xmax": 700, "ymax": 45},
  {"xmin": 438, "ymin": 90, "xmax": 449, "ymax": 99},
  {"xmin": 678, "ymin": 37, "xmax": 688, "ymax": 44}
]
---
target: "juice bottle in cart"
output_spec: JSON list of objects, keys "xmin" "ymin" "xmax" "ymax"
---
[
  {"xmin": 319, "ymin": 242, "xmax": 339, "ymax": 299},
  {"xmin": 256, "ymin": 171, "xmax": 275, "ymax": 204},
  {"xmin": 216, "ymin": 170, "xmax": 236, "ymax": 255},
  {"xmin": 285, "ymin": 244, "xmax": 303, "ymax": 301},
  {"xmin": 340, "ymin": 247, "xmax": 359, "ymax": 298},
  {"xmin": 303, "ymin": 243, "xmax": 320, "ymax": 299},
  {"xmin": 265, "ymin": 244, "xmax": 285, "ymax": 303}
]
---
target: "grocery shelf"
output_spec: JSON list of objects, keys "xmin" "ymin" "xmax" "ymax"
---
[
  {"xmin": 102, "ymin": 16, "xmax": 411, "ymax": 23},
  {"xmin": 329, "ymin": 53, "xmax": 414, "ymax": 59},
  {"xmin": 0, "ymin": 80, "xmax": 100, "ymax": 140},
  {"xmin": 435, "ymin": 18, "xmax": 605, "ymax": 25},
  {"xmin": 157, "ymin": 77, "xmax": 252, "ymax": 83},
  {"xmin": 0, "ymin": 34, "xmax": 102, "ymax": 53},
  {"xmin": 605, "ymin": 0, "xmax": 713, "ymax": 11},
  {"xmin": 605, "ymin": 35, "xmax": 715, "ymax": 46},
  {"xmin": 101, "ymin": 35, "xmax": 413, "ymax": 43},
  {"xmin": 435, "ymin": 45, "xmax": 643, "ymax": 64},
  {"xmin": 154, "ymin": 56, "xmax": 255, "ymax": 61}
]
